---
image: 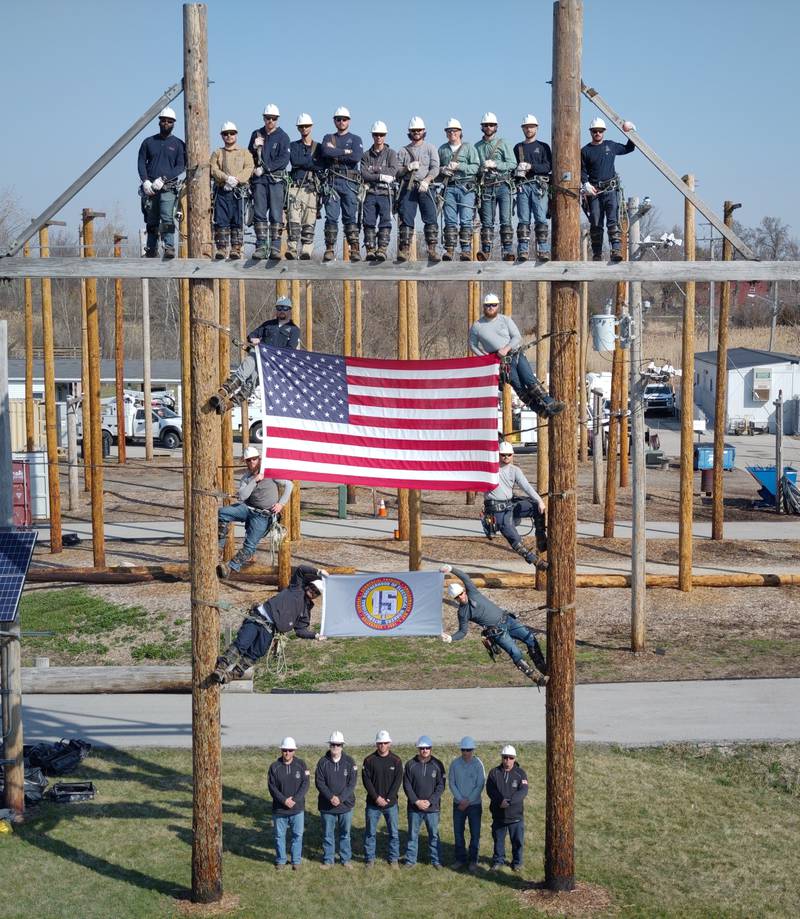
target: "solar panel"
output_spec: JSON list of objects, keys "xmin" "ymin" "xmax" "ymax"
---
[{"xmin": 0, "ymin": 529, "xmax": 38, "ymax": 623}]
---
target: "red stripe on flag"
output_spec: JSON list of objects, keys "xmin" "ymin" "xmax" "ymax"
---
[
  {"xmin": 346, "ymin": 354, "xmax": 498, "ymax": 371},
  {"xmin": 264, "ymin": 425, "xmax": 499, "ymax": 452},
  {"xmin": 348, "ymin": 393, "xmax": 498, "ymax": 410},
  {"xmin": 346, "ymin": 373, "xmax": 496, "ymax": 390},
  {"xmin": 347, "ymin": 414, "xmax": 498, "ymax": 430},
  {"xmin": 265, "ymin": 447, "xmax": 499, "ymax": 473},
  {"xmin": 261, "ymin": 466, "xmax": 496, "ymax": 491}
]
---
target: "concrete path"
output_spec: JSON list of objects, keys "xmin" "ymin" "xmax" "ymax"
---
[{"xmin": 22, "ymin": 678, "xmax": 800, "ymax": 749}]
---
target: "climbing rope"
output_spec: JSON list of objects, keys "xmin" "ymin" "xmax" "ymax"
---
[{"xmin": 265, "ymin": 631, "xmax": 288, "ymax": 677}]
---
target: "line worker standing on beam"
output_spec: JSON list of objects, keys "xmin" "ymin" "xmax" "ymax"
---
[
  {"xmin": 137, "ymin": 107, "xmax": 185, "ymax": 259},
  {"xmin": 210, "ymin": 122, "xmax": 253, "ymax": 261}
]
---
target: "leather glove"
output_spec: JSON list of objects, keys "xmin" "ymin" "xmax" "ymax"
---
[
  {"xmin": 318, "ymin": 568, "xmax": 330, "ymax": 577},
  {"xmin": 224, "ymin": 182, "xmax": 235, "ymax": 192},
  {"xmin": 142, "ymin": 180, "xmax": 154, "ymax": 196},
  {"xmin": 152, "ymin": 177, "xmax": 164, "ymax": 191},
  {"xmin": 582, "ymin": 182, "xmax": 597, "ymax": 196},
  {"xmin": 407, "ymin": 161, "xmax": 420, "ymax": 172},
  {"xmin": 450, "ymin": 160, "xmax": 461, "ymax": 171},
  {"xmin": 379, "ymin": 174, "xmax": 394, "ymax": 184},
  {"xmin": 622, "ymin": 120, "xmax": 637, "ymax": 132},
  {"xmin": 439, "ymin": 564, "xmax": 452, "ymax": 574},
  {"xmin": 484, "ymin": 159, "xmax": 496, "ymax": 169},
  {"xmin": 226, "ymin": 175, "xmax": 238, "ymax": 187},
  {"xmin": 418, "ymin": 180, "xmax": 430, "ymax": 193},
  {"xmin": 253, "ymin": 166, "xmax": 264, "ymax": 177},
  {"xmin": 440, "ymin": 633, "xmax": 452, "ymax": 643},
  {"xmin": 515, "ymin": 162, "xmax": 531, "ymax": 176},
  {"xmin": 316, "ymin": 633, "xmax": 328, "ymax": 641},
  {"xmin": 253, "ymin": 135, "xmax": 264, "ymax": 148}
]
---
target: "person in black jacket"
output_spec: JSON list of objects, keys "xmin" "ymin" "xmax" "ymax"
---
[
  {"xmin": 315, "ymin": 730, "xmax": 358, "ymax": 868},
  {"xmin": 361, "ymin": 729, "xmax": 403, "ymax": 867},
  {"xmin": 209, "ymin": 295, "xmax": 300, "ymax": 415},
  {"xmin": 485, "ymin": 744, "xmax": 529, "ymax": 872},
  {"xmin": 268, "ymin": 736, "xmax": 310, "ymax": 869},
  {"xmin": 403, "ymin": 735, "xmax": 446, "ymax": 869},
  {"xmin": 211, "ymin": 565, "xmax": 327, "ymax": 683},
  {"xmin": 136, "ymin": 106, "xmax": 185, "ymax": 259}
]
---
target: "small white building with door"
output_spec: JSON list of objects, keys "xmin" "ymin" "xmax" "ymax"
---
[{"xmin": 694, "ymin": 348, "xmax": 800, "ymax": 434}]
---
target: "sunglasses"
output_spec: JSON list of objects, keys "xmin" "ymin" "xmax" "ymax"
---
[
  {"xmin": 591, "ymin": 129, "xmax": 605, "ymax": 133},
  {"xmin": 264, "ymin": 115, "xmax": 278, "ymax": 121},
  {"xmin": 418, "ymin": 746, "xmax": 431, "ymax": 751},
  {"xmin": 281, "ymin": 749, "xmax": 294, "ymax": 753},
  {"xmin": 502, "ymin": 755, "xmax": 515, "ymax": 760},
  {"xmin": 222, "ymin": 131, "xmax": 237, "ymax": 136},
  {"xmin": 372, "ymin": 133, "xmax": 387, "ymax": 137},
  {"xmin": 330, "ymin": 742, "xmax": 343, "ymax": 747},
  {"xmin": 334, "ymin": 116, "xmax": 350, "ymax": 122}
]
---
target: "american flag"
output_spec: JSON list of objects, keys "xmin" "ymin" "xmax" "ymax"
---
[{"xmin": 256, "ymin": 345, "xmax": 501, "ymax": 491}]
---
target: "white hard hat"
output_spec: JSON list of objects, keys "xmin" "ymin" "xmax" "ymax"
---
[
  {"xmin": 498, "ymin": 441, "xmax": 514, "ymax": 455},
  {"xmin": 521, "ymin": 114, "xmax": 539, "ymax": 127},
  {"xmin": 220, "ymin": 121, "xmax": 237, "ymax": 134},
  {"xmin": 481, "ymin": 112, "xmax": 498, "ymax": 124},
  {"xmin": 371, "ymin": 120, "xmax": 388, "ymax": 134},
  {"xmin": 334, "ymin": 106, "xmax": 351, "ymax": 118},
  {"xmin": 243, "ymin": 446, "xmax": 260, "ymax": 460},
  {"xmin": 296, "ymin": 112, "xmax": 313, "ymax": 126},
  {"xmin": 448, "ymin": 582, "xmax": 465, "ymax": 599},
  {"xmin": 501, "ymin": 744, "xmax": 517, "ymax": 758},
  {"xmin": 329, "ymin": 730, "xmax": 345, "ymax": 745},
  {"xmin": 375, "ymin": 729, "xmax": 392, "ymax": 743},
  {"xmin": 483, "ymin": 293, "xmax": 500, "ymax": 307},
  {"xmin": 281, "ymin": 736, "xmax": 297, "ymax": 750},
  {"xmin": 445, "ymin": 118, "xmax": 462, "ymax": 130},
  {"xmin": 158, "ymin": 107, "xmax": 177, "ymax": 120},
  {"xmin": 408, "ymin": 116, "xmax": 426, "ymax": 131},
  {"xmin": 263, "ymin": 103, "xmax": 280, "ymax": 117},
  {"xmin": 275, "ymin": 295, "xmax": 292, "ymax": 310},
  {"xmin": 308, "ymin": 579, "xmax": 325, "ymax": 595},
  {"xmin": 589, "ymin": 117, "xmax": 606, "ymax": 130}
]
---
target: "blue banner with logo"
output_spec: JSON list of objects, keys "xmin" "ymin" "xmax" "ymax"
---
[{"xmin": 320, "ymin": 572, "xmax": 444, "ymax": 637}]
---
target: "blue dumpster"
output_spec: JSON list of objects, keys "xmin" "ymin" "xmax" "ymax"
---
[
  {"xmin": 746, "ymin": 465, "xmax": 798, "ymax": 505},
  {"xmin": 694, "ymin": 442, "xmax": 735, "ymax": 471}
]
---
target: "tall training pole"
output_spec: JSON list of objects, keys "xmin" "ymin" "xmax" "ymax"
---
[
  {"xmin": 82, "ymin": 209, "xmax": 106, "ymax": 568},
  {"xmin": 536, "ymin": 280, "xmax": 550, "ymax": 591},
  {"xmin": 23, "ymin": 243, "xmax": 34, "ymax": 452},
  {"xmin": 79, "ymin": 228, "xmax": 91, "ymax": 494},
  {"xmin": 397, "ymin": 279, "xmax": 409, "ymax": 538},
  {"xmin": 39, "ymin": 226, "xmax": 62, "ymax": 553},
  {"xmin": 238, "ymin": 280, "xmax": 249, "ymax": 450},
  {"xmin": 289, "ymin": 286, "xmax": 301, "ymax": 541},
  {"xmin": 113, "ymin": 236, "xmax": 127, "ymax": 465},
  {"xmin": 180, "ymin": 237, "xmax": 192, "ymax": 548},
  {"xmin": 618, "ymin": 219, "xmax": 629, "ymax": 489},
  {"xmin": 711, "ymin": 201, "xmax": 739, "ymax": 540},
  {"xmin": 678, "ymin": 175, "xmax": 696, "ymax": 592},
  {"xmin": 219, "ymin": 280, "xmax": 235, "ymax": 560},
  {"xmin": 408, "ymin": 240, "xmax": 422, "ymax": 571},
  {"xmin": 546, "ymin": 0, "xmax": 581, "ymax": 891},
  {"xmin": 304, "ymin": 280, "xmax": 313, "ymax": 350},
  {"xmin": 141, "ymin": 276, "xmax": 154, "ymax": 461},
  {"xmin": 628, "ymin": 198, "xmax": 646, "ymax": 651},
  {"xmin": 578, "ymin": 232, "xmax": 589, "ymax": 462},
  {"xmin": 184, "ymin": 3, "xmax": 222, "ymax": 904}
]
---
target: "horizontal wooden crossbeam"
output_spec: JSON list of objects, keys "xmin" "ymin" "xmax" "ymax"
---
[{"xmin": 1, "ymin": 257, "xmax": 797, "ymax": 283}]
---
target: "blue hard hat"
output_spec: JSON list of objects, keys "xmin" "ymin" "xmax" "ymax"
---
[
  {"xmin": 416, "ymin": 735, "xmax": 433, "ymax": 748},
  {"xmin": 459, "ymin": 736, "xmax": 476, "ymax": 750}
]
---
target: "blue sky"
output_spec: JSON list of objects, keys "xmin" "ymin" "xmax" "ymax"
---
[{"xmin": 3, "ymin": 0, "xmax": 798, "ymax": 247}]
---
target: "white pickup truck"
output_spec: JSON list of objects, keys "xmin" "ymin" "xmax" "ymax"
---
[{"xmin": 78, "ymin": 397, "xmax": 184, "ymax": 451}]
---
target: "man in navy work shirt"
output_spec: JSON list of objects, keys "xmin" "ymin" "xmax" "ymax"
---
[
  {"xmin": 268, "ymin": 737, "xmax": 310, "ymax": 870},
  {"xmin": 361, "ymin": 729, "xmax": 403, "ymax": 867},
  {"xmin": 486, "ymin": 744, "xmax": 529, "ymax": 872},
  {"xmin": 513, "ymin": 114, "xmax": 552, "ymax": 262},
  {"xmin": 581, "ymin": 116, "xmax": 636, "ymax": 261},
  {"xmin": 320, "ymin": 106, "xmax": 363, "ymax": 262},
  {"xmin": 137, "ymin": 107, "xmax": 185, "ymax": 259},
  {"xmin": 248, "ymin": 103, "xmax": 291, "ymax": 261},
  {"xmin": 315, "ymin": 730, "xmax": 358, "ymax": 868},
  {"xmin": 403, "ymin": 736, "xmax": 446, "ymax": 869}
]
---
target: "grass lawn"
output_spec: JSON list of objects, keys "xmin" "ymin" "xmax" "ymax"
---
[{"xmin": 1, "ymin": 743, "xmax": 798, "ymax": 918}]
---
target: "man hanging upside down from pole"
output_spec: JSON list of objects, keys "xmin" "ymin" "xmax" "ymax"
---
[
  {"xmin": 438, "ymin": 564, "xmax": 547, "ymax": 686},
  {"xmin": 211, "ymin": 565, "xmax": 328, "ymax": 684}
]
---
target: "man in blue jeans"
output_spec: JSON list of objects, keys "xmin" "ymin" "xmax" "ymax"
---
[
  {"xmin": 448, "ymin": 737, "xmax": 486, "ymax": 872},
  {"xmin": 513, "ymin": 114, "xmax": 552, "ymax": 262},
  {"xmin": 361, "ymin": 729, "xmax": 403, "ymax": 868},
  {"xmin": 440, "ymin": 564, "xmax": 548, "ymax": 686},
  {"xmin": 486, "ymin": 744, "xmax": 528, "ymax": 872},
  {"xmin": 403, "ymin": 735, "xmax": 446, "ymax": 869},
  {"xmin": 137, "ymin": 106, "xmax": 185, "ymax": 259},
  {"xmin": 315, "ymin": 730, "xmax": 357, "ymax": 869},
  {"xmin": 268, "ymin": 736, "xmax": 310, "ymax": 870}
]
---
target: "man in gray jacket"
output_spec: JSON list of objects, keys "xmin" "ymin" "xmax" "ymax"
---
[
  {"xmin": 217, "ymin": 445, "xmax": 292, "ymax": 577},
  {"xmin": 440, "ymin": 563, "xmax": 547, "ymax": 685},
  {"xmin": 360, "ymin": 121, "xmax": 399, "ymax": 262},
  {"xmin": 484, "ymin": 441, "xmax": 548, "ymax": 570},
  {"xmin": 469, "ymin": 292, "xmax": 564, "ymax": 418},
  {"xmin": 396, "ymin": 117, "xmax": 440, "ymax": 262}
]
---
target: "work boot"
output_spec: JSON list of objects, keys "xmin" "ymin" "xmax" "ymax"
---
[
  {"xmin": 610, "ymin": 250, "xmax": 623, "ymax": 263},
  {"xmin": 528, "ymin": 639, "xmax": 548, "ymax": 676},
  {"xmin": 323, "ymin": 227, "xmax": 337, "ymax": 262},
  {"xmin": 500, "ymin": 225, "xmax": 514, "ymax": 262},
  {"xmin": 517, "ymin": 223, "xmax": 531, "ymax": 262},
  {"xmin": 269, "ymin": 223, "xmax": 283, "ymax": 260},
  {"xmin": 285, "ymin": 221, "xmax": 301, "ymax": 260},
  {"xmin": 299, "ymin": 224, "xmax": 314, "ymax": 260},
  {"xmin": 424, "ymin": 225, "xmax": 439, "ymax": 262},
  {"xmin": 521, "ymin": 379, "xmax": 565, "ymax": 418},
  {"xmin": 516, "ymin": 658, "xmax": 548, "ymax": 687},
  {"xmin": 476, "ymin": 227, "xmax": 492, "ymax": 261},
  {"xmin": 214, "ymin": 227, "xmax": 230, "ymax": 260},
  {"xmin": 253, "ymin": 221, "xmax": 270, "ymax": 260},
  {"xmin": 364, "ymin": 227, "xmax": 377, "ymax": 262},
  {"xmin": 397, "ymin": 226, "xmax": 412, "ymax": 263},
  {"xmin": 375, "ymin": 228, "xmax": 390, "ymax": 263},
  {"xmin": 459, "ymin": 227, "xmax": 473, "ymax": 261},
  {"xmin": 345, "ymin": 225, "xmax": 361, "ymax": 261},
  {"xmin": 224, "ymin": 548, "xmax": 251, "ymax": 576},
  {"xmin": 162, "ymin": 246, "xmax": 175, "ymax": 259},
  {"xmin": 209, "ymin": 378, "xmax": 240, "ymax": 415},
  {"xmin": 229, "ymin": 228, "xmax": 244, "ymax": 260},
  {"xmin": 211, "ymin": 656, "xmax": 233, "ymax": 684},
  {"xmin": 534, "ymin": 223, "xmax": 550, "ymax": 262},
  {"xmin": 442, "ymin": 227, "xmax": 457, "ymax": 261},
  {"xmin": 253, "ymin": 239, "xmax": 269, "ymax": 260}
]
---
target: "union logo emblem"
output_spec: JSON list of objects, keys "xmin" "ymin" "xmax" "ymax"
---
[{"xmin": 355, "ymin": 577, "xmax": 414, "ymax": 631}]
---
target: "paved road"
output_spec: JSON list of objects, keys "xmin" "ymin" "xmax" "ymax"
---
[{"xmin": 22, "ymin": 678, "xmax": 800, "ymax": 749}]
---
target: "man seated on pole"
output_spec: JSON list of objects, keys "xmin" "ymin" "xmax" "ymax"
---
[
  {"xmin": 212, "ymin": 564, "xmax": 328, "ymax": 683},
  {"xmin": 439, "ymin": 563, "xmax": 547, "ymax": 686},
  {"xmin": 209, "ymin": 295, "xmax": 299, "ymax": 415},
  {"xmin": 217, "ymin": 445, "xmax": 292, "ymax": 578},
  {"xmin": 483, "ymin": 441, "xmax": 548, "ymax": 570},
  {"xmin": 469, "ymin": 293, "xmax": 564, "ymax": 418}
]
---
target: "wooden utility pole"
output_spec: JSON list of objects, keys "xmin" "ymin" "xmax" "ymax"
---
[
  {"xmin": 305, "ymin": 280, "xmax": 313, "ymax": 350},
  {"xmin": 711, "ymin": 201, "xmax": 739, "ymax": 540},
  {"xmin": 141, "ymin": 275, "xmax": 154, "ymax": 461},
  {"xmin": 238, "ymin": 279, "xmax": 249, "ymax": 450},
  {"xmin": 67, "ymin": 398, "xmax": 79, "ymax": 510},
  {"xmin": 355, "ymin": 280, "xmax": 363, "ymax": 358},
  {"xmin": 23, "ymin": 243, "xmax": 35, "ymax": 452},
  {"xmin": 39, "ymin": 225, "xmax": 63, "ymax": 553},
  {"xmin": 79, "ymin": 227, "xmax": 91, "ymax": 494},
  {"xmin": 628, "ymin": 198, "xmax": 646, "ymax": 652},
  {"xmin": 184, "ymin": 3, "xmax": 222, "ymax": 905},
  {"xmin": 82, "ymin": 209, "xmax": 106, "ymax": 568},
  {"xmin": 545, "ymin": 0, "xmax": 581, "ymax": 892},
  {"xmin": 397, "ymin": 279, "xmax": 409, "ymax": 538},
  {"xmin": 343, "ymin": 243, "xmax": 356, "ymax": 505},
  {"xmin": 618, "ymin": 220, "xmax": 629, "ymax": 488},
  {"xmin": 219, "ymin": 280, "xmax": 235, "ymax": 559},
  {"xmin": 678, "ymin": 175, "xmax": 696, "ymax": 592},
  {"xmin": 502, "ymin": 282, "xmax": 513, "ymax": 437},
  {"xmin": 591, "ymin": 388, "xmax": 603, "ymax": 504},
  {"xmin": 465, "ymin": 263, "xmax": 479, "ymax": 506},
  {"xmin": 180, "ymin": 237, "xmax": 192, "ymax": 548},
  {"xmin": 289, "ymin": 287, "xmax": 301, "ymax": 542},
  {"xmin": 408, "ymin": 240, "xmax": 422, "ymax": 571},
  {"xmin": 578, "ymin": 232, "xmax": 589, "ymax": 462},
  {"xmin": 775, "ymin": 391, "xmax": 784, "ymax": 514},
  {"xmin": 536, "ymin": 280, "xmax": 550, "ymax": 591},
  {"xmin": 113, "ymin": 236, "xmax": 127, "ymax": 464}
]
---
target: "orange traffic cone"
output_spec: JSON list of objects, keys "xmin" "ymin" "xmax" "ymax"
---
[{"xmin": 378, "ymin": 499, "xmax": 387, "ymax": 517}]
